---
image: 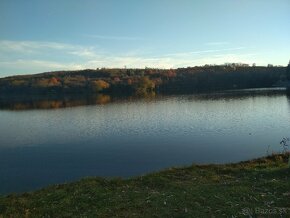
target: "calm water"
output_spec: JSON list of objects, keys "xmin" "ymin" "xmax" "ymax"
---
[{"xmin": 0, "ymin": 90, "xmax": 290, "ymax": 194}]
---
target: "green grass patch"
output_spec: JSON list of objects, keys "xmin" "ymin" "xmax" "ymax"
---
[{"xmin": 0, "ymin": 154, "xmax": 289, "ymax": 217}]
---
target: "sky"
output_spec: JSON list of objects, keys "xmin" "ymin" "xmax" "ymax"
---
[{"xmin": 0, "ymin": 0, "xmax": 289, "ymax": 77}]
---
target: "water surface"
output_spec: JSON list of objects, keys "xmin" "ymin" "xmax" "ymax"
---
[{"xmin": 0, "ymin": 90, "xmax": 289, "ymax": 194}]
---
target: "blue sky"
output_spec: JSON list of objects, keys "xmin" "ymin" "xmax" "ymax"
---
[{"xmin": 0, "ymin": 0, "xmax": 289, "ymax": 77}]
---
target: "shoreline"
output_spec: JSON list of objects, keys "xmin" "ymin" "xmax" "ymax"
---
[
  {"xmin": 0, "ymin": 87, "xmax": 288, "ymax": 111},
  {"xmin": 1, "ymin": 153, "xmax": 289, "ymax": 217}
]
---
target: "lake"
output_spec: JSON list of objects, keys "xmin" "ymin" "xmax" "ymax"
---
[{"xmin": 0, "ymin": 89, "xmax": 289, "ymax": 194}]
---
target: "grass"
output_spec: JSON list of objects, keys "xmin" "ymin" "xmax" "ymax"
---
[{"xmin": 0, "ymin": 154, "xmax": 289, "ymax": 217}]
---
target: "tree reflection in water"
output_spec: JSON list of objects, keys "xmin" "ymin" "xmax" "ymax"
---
[{"xmin": 0, "ymin": 94, "xmax": 111, "ymax": 110}]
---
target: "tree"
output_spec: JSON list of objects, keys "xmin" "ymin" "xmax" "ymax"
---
[
  {"xmin": 286, "ymin": 60, "xmax": 290, "ymax": 80},
  {"xmin": 90, "ymin": 80, "xmax": 110, "ymax": 92},
  {"xmin": 49, "ymin": 77, "xmax": 60, "ymax": 86},
  {"xmin": 134, "ymin": 77, "xmax": 155, "ymax": 95}
]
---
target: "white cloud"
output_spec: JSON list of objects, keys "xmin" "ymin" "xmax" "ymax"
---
[
  {"xmin": 0, "ymin": 40, "xmax": 104, "ymax": 62},
  {"xmin": 189, "ymin": 53, "xmax": 264, "ymax": 67},
  {"xmin": 84, "ymin": 34, "xmax": 144, "ymax": 41},
  {"xmin": 0, "ymin": 53, "xmax": 265, "ymax": 78},
  {"xmin": 84, "ymin": 52, "xmax": 259, "ymax": 69},
  {"xmin": 0, "ymin": 59, "xmax": 83, "ymax": 76},
  {"xmin": 0, "ymin": 40, "xmax": 77, "ymax": 54},
  {"xmin": 161, "ymin": 47, "xmax": 245, "ymax": 57},
  {"xmin": 0, "ymin": 39, "xmax": 266, "ymax": 77},
  {"xmin": 68, "ymin": 48, "xmax": 99, "ymax": 58}
]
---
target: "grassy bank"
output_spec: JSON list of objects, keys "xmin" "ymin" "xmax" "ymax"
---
[{"xmin": 0, "ymin": 154, "xmax": 289, "ymax": 217}]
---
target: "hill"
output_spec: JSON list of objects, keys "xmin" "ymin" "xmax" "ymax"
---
[{"xmin": 0, "ymin": 65, "xmax": 287, "ymax": 96}]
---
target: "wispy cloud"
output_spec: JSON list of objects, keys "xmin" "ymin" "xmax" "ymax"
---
[
  {"xmin": 84, "ymin": 34, "xmax": 144, "ymax": 41},
  {"xmin": 0, "ymin": 53, "xmax": 263, "ymax": 77},
  {"xmin": 182, "ymin": 53, "xmax": 264, "ymax": 68},
  {"xmin": 0, "ymin": 40, "xmax": 77, "ymax": 53},
  {"xmin": 160, "ymin": 47, "xmax": 245, "ymax": 57},
  {"xmin": 0, "ymin": 59, "xmax": 84, "ymax": 76},
  {"xmin": 68, "ymin": 48, "xmax": 99, "ymax": 58},
  {"xmin": 0, "ymin": 40, "xmax": 102, "ymax": 59},
  {"xmin": 0, "ymin": 39, "xmax": 263, "ymax": 77},
  {"xmin": 205, "ymin": 41, "xmax": 230, "ymax": 46}
]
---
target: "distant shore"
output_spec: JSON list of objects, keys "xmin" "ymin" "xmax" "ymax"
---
[
  {"xmin": 0, "ymin": 66, "xmax": 288, "ymax": 97},
  {"xmin": 0, "ymin": 153, "xmax": 289, "ymax": 217}
]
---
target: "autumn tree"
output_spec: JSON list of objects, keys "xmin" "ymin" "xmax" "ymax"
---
[
  {"xmin": 10, "ymin": 80, "xmax": 29, "ymax": 86},
  {"xmin": 134, "ymin": 77, "xmax": 155, "ymax": 95},
  {"xmin": 90, "ymin": 80, "xmax": 110, "ymax": 92},
  {"xmin": 48, "ymin": 77, "xmax": 61, "ymax": 86}
]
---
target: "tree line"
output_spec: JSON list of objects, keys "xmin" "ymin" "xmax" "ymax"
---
[{"xmin": 0, "ymin": 64, "xmax": 288, "ymax": 96}]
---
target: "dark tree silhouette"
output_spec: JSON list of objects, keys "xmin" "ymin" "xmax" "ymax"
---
[{"xmin": 286, "ymin": 60, "xmax": 290, "ymax": 80}]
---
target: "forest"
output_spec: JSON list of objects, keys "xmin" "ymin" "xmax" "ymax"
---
[{"xmin": 0, "ymin": 64, "xmax": 289, "ymax": 97}]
